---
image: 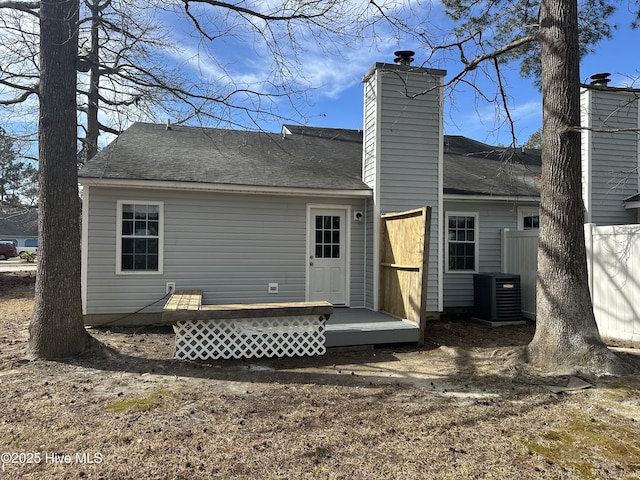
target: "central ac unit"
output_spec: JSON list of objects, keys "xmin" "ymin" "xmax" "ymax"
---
[{"xmin": 473, "ymin": 273, "xmax": 522, "ymax": 322}]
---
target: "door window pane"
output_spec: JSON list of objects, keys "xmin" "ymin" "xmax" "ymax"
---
[{"xmin": 314, "ymin": 214, "xmax": 341, "ymax": 259}]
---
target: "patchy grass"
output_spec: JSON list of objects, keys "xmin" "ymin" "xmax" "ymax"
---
[
  {"xmin": 105, "ymin": 390, "xmax": 172, "ymax": 413},
  {"xmin": 525, "ymin": 416, "xmax": 640, "ymax": 479},
  {"xmin": 2, "ymin": 283, "xmax": 640, "ymax": 479}
]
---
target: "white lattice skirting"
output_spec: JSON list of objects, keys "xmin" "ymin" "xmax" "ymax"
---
[{"xmin": 174, "ymin": 316, "xmax": 327, "ymax": 360}]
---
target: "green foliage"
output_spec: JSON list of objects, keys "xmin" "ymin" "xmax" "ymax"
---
[
  {"xmin": 0, "ymin": 128, "xmax": 38, "ymax": 206},
  {"xmin": 0, "ymin": 127, "xmax": 21, "ymax": 204},
  {"xmin": 441, "ymin": 0, "xmax": 619, "ymax": 85},
  {"xmin": 19, "ymin": 251, "xmax": 37, "ymax": 262},
  {"xmin": 523, "ymin": 128, "xmax": 542, "ymax": 149}
]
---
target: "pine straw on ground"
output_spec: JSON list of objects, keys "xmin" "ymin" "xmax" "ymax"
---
[{"xmin": 1, "ymin": 273, "xmax": 640, "ymax": 479}]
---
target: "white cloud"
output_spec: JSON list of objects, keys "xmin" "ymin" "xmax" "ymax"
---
[{"xmin": 156, "ymin": 1, "xmax": 434, "ymax": 102}]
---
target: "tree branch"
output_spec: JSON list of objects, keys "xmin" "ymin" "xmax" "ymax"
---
[
  {"xmin": 493, "ymin": 57, "xmax": 517, "ymax": 146},
  {"xmin": 0, "ymin": 0, "xmax": 39, "ymax": 14},
  {"xmin": 182, "ymin": 0, "xmax": 333, "ymax": 22},
  {"xmin": 570, "ymin": 126, "xmax": 640, "ymax": 133},
  {"xmin": 396, "ymin": 34, "xmax": 540, "ymax": 101},
  {"xmin": 0, "ymin": 85, "xmax": 39, "ymax": 104},
  {"xmin": 446, "ymin": 34, "xmax": 539, "ymax": 88}
]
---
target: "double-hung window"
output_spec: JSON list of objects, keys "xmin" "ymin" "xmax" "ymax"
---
[
  {"xmin": 446, "ymin": 212, "xmax": 478, "ymax": 272},
  {"xmin": 117, "ymin": 201, "xmax": 163, "ymax": 274},
  {"xmin": 518, "ymin": 207, "xmax": 540, "ymax": 230}
]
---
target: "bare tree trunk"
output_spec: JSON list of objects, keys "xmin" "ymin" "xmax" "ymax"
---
[
  {"xmin": 84, "ymin": 0, "xmax": 101, "ymax": 162},
  {"xmin": 527, "ymin": 0, "xmax": 625, "ymax": 374},
  {"xmin": 29, "ymin": 0, "xmax": 92, "ymax": 358}
]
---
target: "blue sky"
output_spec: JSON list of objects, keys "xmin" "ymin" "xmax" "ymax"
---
[
  {"xmin": 4, "ymin": 1, "xmax": 636, "ymax": 153},
  {"xmin": 160, "ymin": 4, "xmax": 638, "ymax": 147},
  {"xmin": 275, "ymin": 9, "xmax": 638, "ymax": 146}
]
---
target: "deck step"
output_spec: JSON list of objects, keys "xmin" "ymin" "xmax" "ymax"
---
[{"xmin": 325, "ymin": 320, "xmax": 419, "ymax": 347}]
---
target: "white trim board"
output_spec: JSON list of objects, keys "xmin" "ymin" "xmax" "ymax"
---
[{"xmin": 79, "ymin": 178, "xmax": 373, "ymax": 199}]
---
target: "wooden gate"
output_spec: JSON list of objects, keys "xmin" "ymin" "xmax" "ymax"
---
[{"xmin": 379, "ymin": 207, "xmax": 431, "ymax": 345}]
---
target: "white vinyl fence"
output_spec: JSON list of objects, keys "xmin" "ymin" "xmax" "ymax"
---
[
  {"xmin": 501, "ymin": 229, "xmax": 538, "ymax": 319},
  {"xmin": 586, "ymin": 224, "xmax": 640, "ymax": 342},
  {"xmin": 503, "ymin": 224, "xmax": 640, "ymax": 342}
]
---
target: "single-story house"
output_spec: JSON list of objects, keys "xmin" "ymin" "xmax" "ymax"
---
[
  {"xmin": 0, "ymin": 208, "xmax": 38, "ymax": 254},
  {"xmin": 78, "ymin": 54, "xmax": 640, "ymax": 348},
  {"xmin": 79, "ymin": 53, "xmax": 546, "ymax": 348}
]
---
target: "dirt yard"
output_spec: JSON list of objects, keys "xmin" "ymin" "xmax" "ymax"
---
[{"xmin": 1, "ymin": 270, "xmax": 640, "ymax": 479}]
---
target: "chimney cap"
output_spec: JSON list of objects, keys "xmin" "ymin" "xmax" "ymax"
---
[
  {"xmin": 394, "ymin": 50, "xmax": 415, "ymax": 66},
  {"xmin": 589, "ymin": 72, "xmax": 611, "ymax": 86}
]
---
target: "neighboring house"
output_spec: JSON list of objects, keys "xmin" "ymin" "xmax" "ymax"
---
[
  {"xmin": 581, "ymin": 81, "xmax": 640, "ymax": 225},
  {"xmin": 78, "ymin": 54, "xmax": 543, "ymax": 330},
  {"xmin": 503, "ymin": 80, "xmax": 640, "ymax": 340},
  {"xmin": 0, "ymin": 208, "xmax": 38, "ymax": 254}
]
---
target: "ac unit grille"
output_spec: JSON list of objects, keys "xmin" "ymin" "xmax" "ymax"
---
[{"xmin": 474, "ymin": 273, "xmax": 521, "ymax": 322}]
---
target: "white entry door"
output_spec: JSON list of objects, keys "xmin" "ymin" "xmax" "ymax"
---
[{"xmin": 308, "ymin": 208, "xmax": 348, "ymax": 305}]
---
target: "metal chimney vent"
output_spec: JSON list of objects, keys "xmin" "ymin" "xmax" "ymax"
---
[
  {"xmin": 590, "ymin": 72, "xmax": 611, "ymax": 86},
  {"xmin": 394, "ymin": 50, "xmax": 415, "ymax": 66}
]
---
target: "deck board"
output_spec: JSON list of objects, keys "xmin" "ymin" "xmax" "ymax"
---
[
  {"xmin": 163, "ymin": 292, "xmax": 332, "ymax": 324},
  {"xmin": 163, "ymin": 290, "xmax": 202, "ymax": 325},
  {"xmin": 193, "ymin": 301, "xmax": 332, "ymax": 320},
  {"xmin": 324, "ymin": 309, "xmax": 420, "ymax": 347}
]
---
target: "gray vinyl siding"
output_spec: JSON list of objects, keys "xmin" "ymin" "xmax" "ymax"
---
[
  {"xmin": 442, "ymin": 200, "xmax": 537, "ymax": 308},
  {"xmin": 582, "ymin": 89, "xmax": 639, "ymax": 226},
  {"xmin": 365, "ymin": 66, "xmax": 443, "ymax": 312},
  {"xmin": 362, "ymin": 79, "xmax": 377, "ymax": 188},
  {"xmin": 364, "ymin": 197, "xmax": 375, "ymax": 309},
  {"xmin": 83, "ymin": 186, "xmax": 367, "ymax": 318},
  {"xmin": 376, "ymin": 71, "xmax": 441, "ymax": 212}
]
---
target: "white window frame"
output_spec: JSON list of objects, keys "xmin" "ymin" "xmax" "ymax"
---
[
  {"xmin": 517, "ymin": 206, "xmax": 540, "ymax": 231},
  {"xmin": 116, "ymin": 200, "xmax": 164, "ymax": 275},
  {"xmin": 445, "ymin": 212, "xmax": 479, "ymax": 274}
]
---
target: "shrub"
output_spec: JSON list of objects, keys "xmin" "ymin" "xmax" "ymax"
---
[{"xmin": 19, "ymin": 251, "xmax": 37, "ymax": 262}]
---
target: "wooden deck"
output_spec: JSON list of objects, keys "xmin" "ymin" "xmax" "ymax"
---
[
  {"xmin": 165, "ymin": 291, "xmax": 333, "ymax": 359},
  {"xmin": 163, "ymin": 289, "xmax": 202, "ymax": 312},
  {"xmin": 164, "ymin": 290, "xmax": 419, "ymax": 350},
  {"xmin": 163, "ymin": 290, "xmax": 333, "ymax": 324}
]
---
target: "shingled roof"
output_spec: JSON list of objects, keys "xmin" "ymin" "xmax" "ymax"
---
[
  {"xmin": 79, "ymin": 122, "xmax": 541, "ymax": 197},
  {"xmin": 79, "ymin": 122, "xmax": 368, "ymax": 192},
  {"xmin": 443, "ymin": 135, "xmax": 541, "ymax": 196},
  {"xmin": 0, "ymin": 208, "xmax": 38, "ymax": 237}
]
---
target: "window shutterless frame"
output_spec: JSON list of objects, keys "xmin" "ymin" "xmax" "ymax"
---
[
  {"xmin": 517, "ymin": 206, "xmax": 540, "ymax": 231},
  {"xmin": 445, "ymin": 212, "xmax": 479, "ymax": 273},
  {"xmin": 115, "ymin": 200, "xmax": 164, "ymax": 274}
]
